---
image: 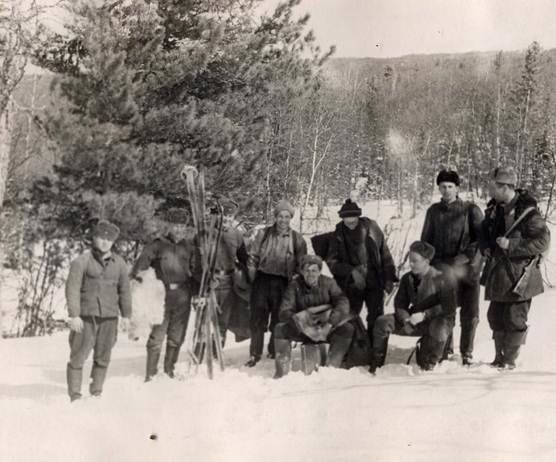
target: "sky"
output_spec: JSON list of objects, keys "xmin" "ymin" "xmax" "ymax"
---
[
  {"xmin": 259, "ymin": 0, "xmax": 556, "ymax": 58},
  {"xmin": 33, "ymin": 0, "xmax": 556, "ymax": 58}
]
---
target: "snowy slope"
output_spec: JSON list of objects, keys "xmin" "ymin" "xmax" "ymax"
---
[{"xmin": 1, "ymin": 287, "xmax": 556, "ymax": 462}]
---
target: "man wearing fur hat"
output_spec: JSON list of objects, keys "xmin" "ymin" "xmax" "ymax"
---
[
  {"xmin": 421, "ymin": 169, "xmax": 484, "ymax": 365},
  {"xmin": 371, "ymin": 241, "xmax": 457, "ymax": 372},
  {"xmin": 273, "ymin": 255, "xmax": 354, "ymax": 378},
  {"xmin": 65, "ymin": 220, "xmax": 131, "ymax": 401},
  {"xmin": 480, "ymin": 167, "xmax": 550, "ymax": 369},
  {"xmin": 212, "ymin": 200, "xmax": 248, "ymax": 346},
  {"xmin": 245, "ymin": 199, "xmax": 307, "ymax": 367},
  {"xmin": 325, "ymin": 199, "xmax": 397, "ymax": 348},
  {"xmin": 131, "ymin": 208, "xmax": 201, "ymax": 381}
]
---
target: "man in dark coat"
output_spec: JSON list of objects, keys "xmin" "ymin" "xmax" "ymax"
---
[
  {"xmin": 371, "ymin": 241, "xmax": 458, "ymax": 372},
  {"xmin": 212, "ymin": 200, "xmax": 249, "ymax": 346},
  {"xmin": 480, "ymin": 167, "xmax": 550, "ymax": 369},
  {"xmin": 421, "ymin": 170, "xmax": 484, "ymax": 365},
  {"xmin": 131, "ymin": 210, "xmax": 201, "ymax": 381},
  {"xmin": 325, "ymin": 199, "xmax": 397, "ymax": 347},
  {"xmin": 245, "ymin": 200, "xmax": 307, "ymax": 367},
  {"xmin": 65, "ymin": 220, "xmax": 131, "ymax": 401},
  {"xmin": 273, "ymin": 255, "xmax": 354, "ymax": 378}
]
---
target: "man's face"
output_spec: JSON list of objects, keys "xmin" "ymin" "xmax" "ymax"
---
[
  {"xmin": 276, "ymin": 211, "xmax": 292, "ymax": 230},
  {"xmin": 92, "ymin": 236, "xmax": 114, "ymax": 253},
  {"xmin": 438, "ymin": 182, "xmax": 458, "ymax": 202},
  {"xmin": 169, "ymin": 223, "xmax": 187, "ymax": 241},
  {"xmin": 302, "ymin": 264, "xmax": 321, "ymax": 286},
  {"xmin": 222, "ymin": 214, "xmax": 235, "ymax": 230},
  {"xmin": 491, "ymin": 182, "xmax": 510, "ymax": 203},
  {"xmin": 409, "ymin": 251, "xmax": 429, "ymax": 275},
  {"xmin": 342, "ymin": 216, "xmax": 359, "ymax": 229}
]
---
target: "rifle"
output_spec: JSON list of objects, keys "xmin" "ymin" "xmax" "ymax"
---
[{"xmin": 480, "ymin": 206, "xmax": 537, "ymax": 287}]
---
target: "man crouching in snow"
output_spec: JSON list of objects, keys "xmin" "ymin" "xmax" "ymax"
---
[
  {"xmin": 65, "ymin": 220, "xmax": 131, "ymax": 402},
  {"xmin": 273, "ymin": 255, "xmax": 354, "ymax": 378},
  {"xmin": 370, "ymin": 241, "xmax": 458, "ymax": 373}
]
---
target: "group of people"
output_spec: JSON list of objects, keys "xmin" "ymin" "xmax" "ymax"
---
[{"xmin": 64, "ymin": 166, "xmax": 550, "ymax": 401}]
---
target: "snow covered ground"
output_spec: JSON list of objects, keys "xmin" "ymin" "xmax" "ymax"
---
[
  {"xmin": 2, "ymin": 199, "xmax": 556, "ymax": 461},
  {"xmin": 2, "ymin": 287, "xmax": 556, "ymax": 462}
]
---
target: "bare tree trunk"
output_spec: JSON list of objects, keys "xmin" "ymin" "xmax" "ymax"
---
[{"xmin": 0, "ymin": 106, "xmax": 11, "ymax": 338}]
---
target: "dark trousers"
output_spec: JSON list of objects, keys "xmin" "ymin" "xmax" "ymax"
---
[
  {"xmin": 274, "ymin": 321, "xmax": 355, "ymax": 366},
  {"xmin": 487, "ymin": 300, "xmax": 531, "ymax": 333},
  {"xmin": 345, "ymin": 285, "xmax": 384, "ymax": 346},
  {"xmin": 374, "ymin": 314, "xmax": 454, "ymax": 366},
  {"xmin": 249, "ymin": 271, "xmax": 288, "ymax": 358},
  {"xmin": 214, "ymin": 274, "xmax": 234, "ymax": 344},
  {"xmin": 146, "ymin": 286, "xmax": 192, "ymax": 378},
  {"xmin": 444, "ymin": 279, "xmax": 480, "ymax": 357},
  {"xmin": 67, "ymin": 316, "xmax": 118, "ymax": 400}
]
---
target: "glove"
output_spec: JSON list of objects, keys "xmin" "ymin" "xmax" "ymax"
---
[
  {"xmin": 408, "ymin": 312, "xmax": 425, "ymax": 326},
  {"xmin": 119, "ymin": 317, "xmax": 131, "ymax": 332},
  {"xmin": 68, "ymin": 317, "xmax": 83, "ymax": 333}
]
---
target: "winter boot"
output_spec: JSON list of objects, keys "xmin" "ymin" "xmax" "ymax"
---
[
  {"xmin": 301, "ymin": 344, "xmax": 320, "ymax": 375},
  {"xmin": 163, "ymin": 345, "xmax": 180, "ymax": 378},
  {"xmin": 369, "ymin": 337, "xmax": 389, "ymax": 374},
  {"xmin": 66, "ymin": 363, "xmax": 83, "ymax": 402},
  {"xmin": 441, "ymin": 331, "xmax": 454, "ymax": 361},
  {"xmin": 89, "ymin": 365, "xmax": 108, "ymax": 397},
  {"xmin": 460, "ymin": 317, "xmax": 479, "ymax": 366},
  {"xmin": 145, "ymin": 349, "xmax": 161, "ymax": 382},
  {"xmin": 503, "ymin": 329, "xmax": 528, "ymax": 370},
  {"xmin": 273, "ymin": 339, "xmax": 292, "ymax": 379},
  {"xmin": 490, "ymin": 331, "xmax": 505, "ymax": 368}
]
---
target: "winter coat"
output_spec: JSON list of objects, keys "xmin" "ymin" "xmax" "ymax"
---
[
  {"xmin": 421, "ymin": 198, "xmax": 484, "ymax": 282},
  {"xmin": 326, "ymin": 217, "xmax": 397, "ymax": 291},
  {"xmin": 215, "ymin": 227, "xmax": 247, "ymax": 273},
  {"xmin": 131, "ymin": 236, "xmax": 201, "ymax": 289},
  {"xmin": 279, "ymin": 275, "xmax": 351, "ymax": 328},
  {"xmin": 248, "ymin": 224, "xmax": 307, "ymax": 279},
  {"xmin": 480, "ymin": 190, "xmax": 550, "ymax": 302},
  {"xmin": 394, "ymin": 266, "xmax": 455, "ymax": 324},
  {"xmin": 66, "ymin": 250, "xmax": 132, "ymax": 318}
]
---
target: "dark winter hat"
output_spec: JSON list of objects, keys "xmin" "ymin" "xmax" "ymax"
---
[
  {"xmin": 220, "ymin": 199, "xmax": 239, "ymax": 216},
  {"xmin": 92, "ymin": 220, "xmax": 120, "ymax": 241},
  {"xmin": 274, "ymin": 199, "xmax": 295, "ymax": 217},
  {"xmin": 436, "ymin": 169, "xmax": 460, "ymax": 186},
  {"xmin": 338, "ymin": 199, "xmax": 362, "ymax": 218},
  {"xmin": 162, "ymin": 207, "xmax": 190, "ymax": 224},
  {"xmin": 492, "ymin": 166, "xmax": 518, "ymax": 187},
  {"xmin": 300, "ymin": 254, "xmax": 323, "ymax": 270},
  {"xmin": 409, "ymin": 241, "xmax": 435, "ymax": 261}
]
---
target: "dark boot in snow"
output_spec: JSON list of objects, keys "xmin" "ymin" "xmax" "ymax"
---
[
  {"xmin": 503, "ymin": 329, "xmax": 528, "ymax": 370},
  {"xmin": 145, "ymin": 349, "xmax": 161, "ymax": 382},
  {"xmin": 89, "ymin": 365, "xmax": 108, "ymax": 397},
  {"xmin": 67, "ymin": 363, "xmax": 83, "ymax": 402},
  {"xmin": 273, "ymin": 339, "xmax": 292, "ymax": 378},
  {"xmin": 369, "ymin": 337, "xmax": 388, "ymax": 374},
  {"xmin": 441, "ymin": 332, "xmax": 454, "ymax": 361},
  {"xmin": 244, "ymin": 355, "xmax": 261, "ymax": 367},
  {"xmin": 163, "ymin": 345, "xmax": 180, "ymax": 378},
  {"xmin": 460, "ymin": 317, "xmax": 479, "ymax": 366},
  {"xmin": 490, "ymin": 331, "xmax": 505, "ymax": 368}
]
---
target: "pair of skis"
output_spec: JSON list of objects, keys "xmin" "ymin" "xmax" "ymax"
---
[{"xmin": 181, "ymin": 165, "xmax": 225, "ymax": 379}]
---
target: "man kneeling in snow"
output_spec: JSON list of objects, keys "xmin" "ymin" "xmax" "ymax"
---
[
  {"xmin": 371, "ymin": 241, "xmax": 458, "ymax": 373},
  {"xmin": 273, "ymin": 255, "xmax": 354, "ymax": 378}
]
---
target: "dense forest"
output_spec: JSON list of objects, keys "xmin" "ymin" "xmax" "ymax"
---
[{"xmin": 2, "ymin": 0, "xmax": 556, "ymax": 335}]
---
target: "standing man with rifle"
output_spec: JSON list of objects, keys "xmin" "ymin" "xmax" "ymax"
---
[
  {"xmin": 421, "ymin": 170, "xmax": 484, "ymax": 365},
  {"xmin": 480, "ymin": 167, "xmax": 550, "ymax": 369}
]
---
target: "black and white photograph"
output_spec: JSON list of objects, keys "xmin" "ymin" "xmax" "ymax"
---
[{"xmin": 1, "ymin": 0, "xmax": 556, "ymax": 460}]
